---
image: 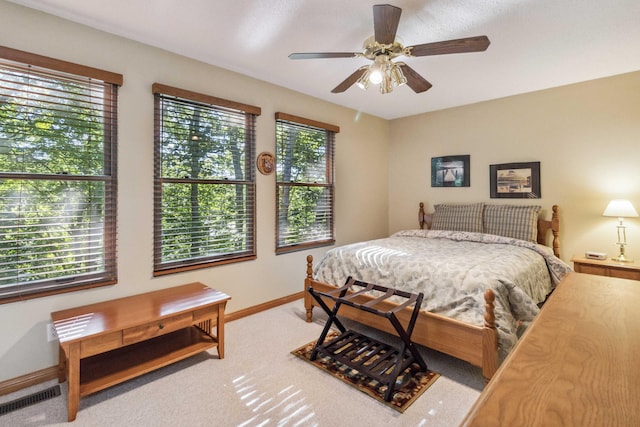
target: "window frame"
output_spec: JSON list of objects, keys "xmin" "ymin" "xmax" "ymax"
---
[
  {"xmin": 275, "ymin": 112, "xmax": 338, "ymax": 254},
  {"xmin": 152, "ymin": 83, "xmax": 260, "ymax": 275},
  {"xmin": 0, "ymin": 46, "xmax": 122, "ymax": 304}
]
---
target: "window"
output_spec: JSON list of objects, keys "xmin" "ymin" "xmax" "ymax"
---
[
  {"xmin": 153, "ymin": 84, "xmax": 260, "ymax": 275},
  {"xmin": 0, "ymin": 46, "xmax": 122, "ymax": 303},
  {"xmin": 275, "ymin": 112, "xmax": 338, "ymax": 253}
]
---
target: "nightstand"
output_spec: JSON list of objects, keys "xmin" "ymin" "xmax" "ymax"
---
[{"xmin": 571, "ymin": 256, "xmax": 640, "ymax": 281}]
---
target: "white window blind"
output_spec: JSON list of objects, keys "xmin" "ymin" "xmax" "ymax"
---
[
  {"xmin": 153, "ymin": 84, "xmax": 259, "ymax": 274},
  {"xmin": 0, "ymin": 47, "xmax": 120, "ymax": 302}
]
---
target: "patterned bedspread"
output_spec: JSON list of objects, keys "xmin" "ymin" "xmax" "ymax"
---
[{"xmin": 313, "ymin": 229, "xmax": 573, "ymax": 359}]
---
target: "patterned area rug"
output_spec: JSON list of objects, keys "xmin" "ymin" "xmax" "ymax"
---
[{"xmin": 291, "ymin": 333, "xmax": 440, "ymax": 413}]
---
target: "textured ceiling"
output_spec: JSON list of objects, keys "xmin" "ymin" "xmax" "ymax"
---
[{"xmin": 8, "ymin": 0, "xmax": 640, "ymax": 119}]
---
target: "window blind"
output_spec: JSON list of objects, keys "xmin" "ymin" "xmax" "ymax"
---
[
  {"xmin": 0, "ymin": 49, "xmax": 119, "ymax": 302},
  {"xmin": 275, "ymin": 113, "xmax": 337, "ymax": 253},
  {"xmin": 153, "ymin": 85, "xmax": 258, "ymax": 274}
]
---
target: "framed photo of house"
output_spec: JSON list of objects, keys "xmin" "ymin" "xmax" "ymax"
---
[
  {"xmin": 490, "ymin": 161, "xmax": 541, "ymax": 198},
  {"xmin": 431, "ymin": 155, "xmax": 470, "ymax": 187}
]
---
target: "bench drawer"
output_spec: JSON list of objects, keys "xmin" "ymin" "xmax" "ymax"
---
[
  {"xmin": 80, "ymin": 331, "xmax": 123, "ymax": 358},
  {"xmin": 123, "ymin": 312, "xmax": 193, "ymax": 345}
]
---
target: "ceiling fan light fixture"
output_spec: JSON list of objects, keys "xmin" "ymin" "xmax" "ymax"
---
[
  {"xmin": 368, "ymin": 56, "xmax": 387, "ymax": 85},
  {"xmin": 380, "ymin": 74, "xmax": 394, "ymax": 94},
  {"xmin": 369, "ymin": 68, "xmax": 383, "ymax": 85},
  {"xmin": 390, "ymin": 63, "xmax": 407, "ymax": 87},
  {"xmin": 356, "ymin": 67, "xmax": 370, "ymax": 90},
  {"xmin": 359, "ymin": 58, "xmax": 406, "ymax": 94}
]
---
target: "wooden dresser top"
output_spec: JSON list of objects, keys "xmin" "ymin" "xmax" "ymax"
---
[{"xmin": 462, "ymin": 272, "xmax": 640, "ymax": 426}]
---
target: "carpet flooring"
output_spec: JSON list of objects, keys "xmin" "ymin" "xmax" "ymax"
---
[{"xmin": 0, "ymin": 300, "xmax": 484, "ymax": 426}]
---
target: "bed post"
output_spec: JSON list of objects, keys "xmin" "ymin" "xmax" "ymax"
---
[
  {"xmin": 482, "ymin": 289, "xmax": 499, "ymax": 380},
  {"xmin": 418, "ymin": 202, "xmax": 426, "ymax": 229},
  {"xmin": 305, "ymin": 255, "xmax": 314, "ymax": 322},
  {"xmin": 536, "ymin": 204, "xmax": 561, "ymax": 258},
  {"xmin": 551, "ymin": 205, "xmax": 560, "ymax": 258}
]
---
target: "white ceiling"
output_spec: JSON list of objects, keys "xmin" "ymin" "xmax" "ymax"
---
[{"xmin": 8, "ymin": 0, "xmax": 640, "ymax": 120}]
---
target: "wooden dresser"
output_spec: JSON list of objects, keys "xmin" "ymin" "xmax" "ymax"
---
[
  {"xmin": 51, "ymin": 282, "xmax": 230, "ymax": 422},
  {"xmin": 461, "ymin": 272, "xmax": 640, "ymax": 426}
]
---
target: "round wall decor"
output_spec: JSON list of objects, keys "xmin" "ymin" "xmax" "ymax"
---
[{"xmin": 256, "ymin": 151, "xmax": 275, "ymax": 175}]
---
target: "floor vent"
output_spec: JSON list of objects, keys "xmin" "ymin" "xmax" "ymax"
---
[{"xmin": 0, "ymin": 385, "xmax": 61, "ymax": 416}]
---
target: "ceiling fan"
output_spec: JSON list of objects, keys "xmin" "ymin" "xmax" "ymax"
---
[{"xmin": 289, "ymin": 4, "xmax": 490, "ymax": 94}]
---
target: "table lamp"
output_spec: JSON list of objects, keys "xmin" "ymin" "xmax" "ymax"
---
[{"xmin": 602, "ymin": 199, "xmax": 639, "ymax": 262}]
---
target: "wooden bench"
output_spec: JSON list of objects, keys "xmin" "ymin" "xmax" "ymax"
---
[{"xmin": 51, "ymin": 282, "xmax": 230, "ymax": 421}]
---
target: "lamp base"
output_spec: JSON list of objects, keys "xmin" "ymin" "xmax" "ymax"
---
[
  {"xmin": 613, "ymin": 240, "xmax": 633, "ymax": 263},
  {"xmin": 612, "ymin": 254, "xmax": 634, "ymax": 263}
]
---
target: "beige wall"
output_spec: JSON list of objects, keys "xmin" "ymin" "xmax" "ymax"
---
[
  {"xmin": 388, "ymin": 70, "xmax": 640, "ymax": 264},
  {"xmin": 0, "ymin": 2, "xmax": 389, "ymax": 382},
  {"xmin": 2, "ymin": 0, "xmax": 640, "ymax": 384}
]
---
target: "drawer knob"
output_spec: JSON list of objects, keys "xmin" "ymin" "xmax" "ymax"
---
[{"xmin": 158, "ymin": 323, "xmax": 164, "ymax": 330}]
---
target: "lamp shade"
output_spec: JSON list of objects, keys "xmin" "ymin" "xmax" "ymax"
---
[{"xmin": 602, "ymin": 199, "xmax": 639, "ymax": 218}]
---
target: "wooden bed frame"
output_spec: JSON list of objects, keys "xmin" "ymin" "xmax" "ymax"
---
[{"xmin": 304, "ymin": 203, "xmax": 560, "ymax": 380}]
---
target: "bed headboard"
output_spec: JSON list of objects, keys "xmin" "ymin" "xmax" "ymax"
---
[{"xmin": 418, "ymin": 202, "xmax": 560, "ymax": 258}]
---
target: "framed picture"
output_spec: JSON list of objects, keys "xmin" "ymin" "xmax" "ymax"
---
[
  {"xmin": 431, "ymin": 155, "xmax": 470, "ymax": 187},
  {"xmin": 490, "ymin": 161, "xmax": 541, "ymax": 198}
]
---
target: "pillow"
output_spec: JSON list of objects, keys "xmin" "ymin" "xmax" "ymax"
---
[
  {"xmin": 431, "ymin": 203, "xmax": 484, "ymax": 233},
  {"xmin": 483, "ymin": 204, "xmax": 541, "ymax": 242}
]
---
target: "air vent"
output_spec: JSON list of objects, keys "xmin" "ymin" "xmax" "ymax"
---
[{"xmin": 0, "ymin": 385, "xmax": 60, "ymax": 415}]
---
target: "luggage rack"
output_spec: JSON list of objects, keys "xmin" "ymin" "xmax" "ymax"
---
[{"xmin": 307, "ymin": 277, "xmax": 427, "ymax": 401}]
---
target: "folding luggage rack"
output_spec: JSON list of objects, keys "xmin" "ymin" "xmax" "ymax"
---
[{"xmin": 307, "ymin": 277, "xmax": 428, "ymax": 401}]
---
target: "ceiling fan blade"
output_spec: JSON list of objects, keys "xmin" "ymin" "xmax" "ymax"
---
[
  {"xmin": 409, "ymin": 35, "xmax": 490, "ymax": 57},
  {"xmin": 331, "ymin": 68, "xmax": 368, "ymax": 93},
  {"xmin": 289, "ymin": 52, "xmax": 359, "ymax": 60},
  {"xmin": 399, "ymin": 64, "xmax": 432, "ymax": 93},
  {"xmin": 373, "ymin": 4, "xmax": 402, "ymax": 45}
]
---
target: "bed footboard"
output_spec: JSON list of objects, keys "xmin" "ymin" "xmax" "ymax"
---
[{"xmin": 304, "ymin": 255, "xmax": 499, "ymax": 379}]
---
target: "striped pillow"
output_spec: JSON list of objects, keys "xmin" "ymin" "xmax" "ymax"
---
[
  {"xmin": 483, "ymin": 205, "xmax": 541, "ymax": 242},
  {"xmin": 431, "ymin": 203, "xmax": 484, "ymax": 233}
]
